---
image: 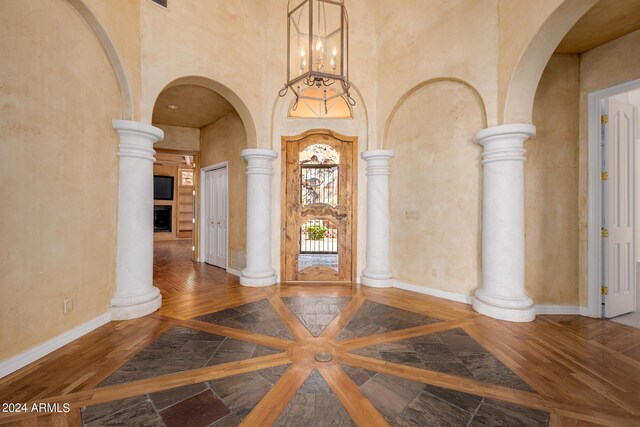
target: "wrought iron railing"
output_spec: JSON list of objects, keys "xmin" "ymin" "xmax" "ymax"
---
[{"xmin": 300, "ymin": 219, "xmax": 338, "ymax": 254}]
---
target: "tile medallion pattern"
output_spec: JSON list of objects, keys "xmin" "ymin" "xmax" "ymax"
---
[
  {"xmin": 337, "ymin": 300, "xmax": 441, "ymax": 341},
  {"xmin": 82, "ymin": 297, "xmax": 547, "ymax": 426},
  {"xmin": 195, "ymin": 300, "xmax": 295, "ymax": 340},
  {"xmin": 275, "ymin": 369, "xmax": 355, "ymax": 426},
  {"xmin": 281, "ymin": 296, "xmax": 352, "ymax": 336},
  {"xmin": 343, "ymin": 368, "xmax": 549, "ymax": 426},
  {"xmin": 349, "ymin": 328, "xmax": 534, "ymax": 391},
  {"xmin": 82, "ymin": 367, "xmax": 288, "ymax": 426},
  {"xmin": 97, "ymin": 326, "xmax": 281, "ymax": 388}
]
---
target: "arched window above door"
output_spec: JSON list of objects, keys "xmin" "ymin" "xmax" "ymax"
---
[{"xmin": 289, "ymin": 87, "xmax": 352, "ymax": 119}]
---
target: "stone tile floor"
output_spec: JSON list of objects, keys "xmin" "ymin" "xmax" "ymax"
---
[
  {"xmin": 275, "ymin": 370, "xmax": 355, "ymax": 427},
  {"xmin": 282, "ymin": 296, "xmax": 352, "ymax": 336},
  {"xmin": 82, "ymin": 297, "xmax": 549, "ymax": 426},
  {"xmin": 344, "ymin": 368, "xmax": 548, "ymax": 426},
  {"xmin": 195, "ymin": 300, "xmax": 295, "ymax": 341},
  {"xmin": 97, "ymin": 326, "xmax": 281, "ymax": 388},
  {"xmin": 83, "ymin": 366, "xmax": 288, "ymax": 426},
  {"xmin": 350, "ymin": 327, "xmax": 534, "ymax": 391},
  {"xmin": 336, "ymin": 300, "xmax": 441, "ymax": 341}
]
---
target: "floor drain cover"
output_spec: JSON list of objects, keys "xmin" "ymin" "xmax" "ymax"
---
[{"xmin": 314, "ymin": 352, "xmax": 333, "ymax": 362}]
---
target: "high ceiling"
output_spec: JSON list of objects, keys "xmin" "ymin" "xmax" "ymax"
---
[
  {"xmin": 152, "ymin": 84, "xmax": 234, "ymax": 128},
  {"xmin": 555, "ymin": 0, "xmax": 640, "ymax": 53}
]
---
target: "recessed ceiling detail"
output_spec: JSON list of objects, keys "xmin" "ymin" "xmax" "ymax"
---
[
  {"xmin": 556, "ymin": 0, "xmax": 640, "ymax": 53},
  {"xmin": 152, "ymin": 84, "xmax": 234, "ymax": 128}
]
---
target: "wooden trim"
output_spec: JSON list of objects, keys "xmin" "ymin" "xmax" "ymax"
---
[
  {"xmin": 155, "ymin": 148, "xmax": 199, "ymax": 156},
  {"xmin": 0, "ymin": 353, "xmax": 291, "ymax": 423},
  {"xmin": 319, "ymin": 364, "xmax": 389, "ymax": 426},
  {"xmin": 280, "ymin": 129, "xmax": 358, "ymax": 283},
  {"xmin": 193, "ymin": 152, "xmax": 201, "ymax": 262},
  {"xmin": 240, "ymin": 365, "xmax": 313, "ymax": 426}
]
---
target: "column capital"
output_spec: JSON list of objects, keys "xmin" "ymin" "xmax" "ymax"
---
[
  {"xmin": 241, "ymin": 149, "xmax": 278, "ymax": 175},
  {"xmin": 474, "ymin": 124, "xmax": 535, "ymax": 164},
  {"xmin": 113, "ymin": 120, "xmax": 164, "ymax": 162},
  {"xmin": 361, "ymin": 150, "xmax": 394, "ymax": 176}
]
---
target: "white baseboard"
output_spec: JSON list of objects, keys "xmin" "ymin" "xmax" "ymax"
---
[
  {"xmin": 0, "ymin": 312, "xmax": 111, "ymax": 379},
  {"xmin": 534, "ymin": 305, "xmax": 580, "ymax": 315},
  {"xmin": 392, "ymin": 280, "xmax": 585, "ymax": 316},
  {"xmin": 226, "ymin": 267, "xmax": 241, "ymax": 277},
  {"xmin": 393, "ymin": 280, "xmax": 473, "ymax": 304},
  {"xmin": 579, "ymin": 306, "xmax": 597, "ymax": 317}
]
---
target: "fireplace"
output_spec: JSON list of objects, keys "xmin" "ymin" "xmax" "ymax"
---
[{"xmin": 154, "ymin": 205, "xmax": 172, "ymax": 232}]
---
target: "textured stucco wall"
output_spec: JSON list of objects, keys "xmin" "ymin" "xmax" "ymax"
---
[
  {"xmin": 154, "ymin": 124, "xmax": 200, "ymax": 152},
  {"xmin": 376, "ymin": 0, "xmax": 498, "ymax": 146},
  {"xmin": 527, "ymin": 54, "xmax": 580, "ymax": 305},
  {"xmin": 200, "ymin": 111, "xmax": 247, "ymax": 270},
  {"xmin": 387, "ymin": 80, "xmax": 484, "ymax": 296},
  {"xmin": 578, "ymin": 29, "xmax": 640, "ymax": 307},
  {"xmin": 0, "ymin": 0, "xmax": 120, "ymax": 360}
]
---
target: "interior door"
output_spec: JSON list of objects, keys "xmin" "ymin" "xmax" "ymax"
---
[
  {"xmin": 603, "ymin": 98, "xmax": 636, "ymax": 318},
  {"xmin": 205, "ymin": 167, "xmax": 228, "ymax": 268},
  {"xmin": 283, "ymin": 130, "xmax": 357, "ymax": 282}
]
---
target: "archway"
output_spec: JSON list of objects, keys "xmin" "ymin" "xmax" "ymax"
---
[
  {"xmin": 153, "ymin": 76, "xmax": 258, "ymax": 149},
  {"xmin": 150, "ymin": 78, "xmax": 250, "ymax": 288},
  {"xmin": 502, "ymin": 0, "xmax": 597, "ymax": 124}
]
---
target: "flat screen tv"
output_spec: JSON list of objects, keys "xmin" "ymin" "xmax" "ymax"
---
[{"xmin": 154, "ymin": 175, "xmax": 174, "ymax": 200}]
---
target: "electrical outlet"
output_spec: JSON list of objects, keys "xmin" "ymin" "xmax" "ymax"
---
[{"xmin": 63, "ymin": 298, "xmax": 73, "ymax": 314}]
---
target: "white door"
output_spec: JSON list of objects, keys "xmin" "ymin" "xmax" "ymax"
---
[
  {"xmin": 205, "ymin": 167, "xmax": 228, "ymax": 268},
  {"xmin": 603, "ymin": 99, "xmax": 636, "ymax": 318}
]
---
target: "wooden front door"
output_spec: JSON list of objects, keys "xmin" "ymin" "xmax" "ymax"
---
[{"xmin": 282, "ymin": 130, "xmax": 357, "ymax": 282}]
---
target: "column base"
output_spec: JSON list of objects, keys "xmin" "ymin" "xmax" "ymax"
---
[
  {"xmin": 360, "ymin": 270, "xmax": 393, "ymax": 288},
  {"xmin": 240, "ymin": 269, "xmax": 277, "ymax": 287},
  {"xmin": 472, "ymin": 294, "xmax": 535, "ymax": 322},
  {"xmin": 111, "ymin": 293, "xmax": 162, "ymax": 320}
]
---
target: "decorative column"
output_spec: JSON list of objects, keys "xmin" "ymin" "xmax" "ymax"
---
[
  {"xmin": 111, "ymin": 120, "xmax": 164, "ymax": 320},
  {"xmin": 240, "ymin": 149, "xmax": 278, "ymax": 287},
  {"xmin": 360, "ymin": 150, "xmax": 394, "ymax": 287},
  {"xmin": 473, "ymin": 124, "xmax": 536, "ymax": 322}
]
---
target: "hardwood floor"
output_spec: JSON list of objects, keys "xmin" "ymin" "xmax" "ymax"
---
[{"xmin": 1, "ymin": 241, "xmax": 639, "ymax": 426}]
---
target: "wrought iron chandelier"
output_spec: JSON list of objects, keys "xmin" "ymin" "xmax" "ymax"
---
[{"xmin": 279, "ymin": 0, "xmax": 355, "ymax": 112}]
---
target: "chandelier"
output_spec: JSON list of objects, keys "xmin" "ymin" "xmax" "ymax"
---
[{"xmin": 279, "ymin": 0, "xmax": 355, "ymax": 112}]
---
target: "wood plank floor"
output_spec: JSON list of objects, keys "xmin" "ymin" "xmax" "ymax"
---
[{"xmin": 0, "ymin": 240, "xmax": 639, "ymax": 426}]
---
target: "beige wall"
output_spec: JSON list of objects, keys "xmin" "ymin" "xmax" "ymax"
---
[
  {"xmin": 200, "ymin": 111, "xmax": 247, "ymax": 271},
  {"xmin": 154, "ymin": 124, "xmax": 200, "ymax": 151},
  {"xmin": 0, "ymin": 0, "xmax": 120, "ymax": 360},
  {"xmin": 140, "ymin": 0, "xmax": 267, "ymax": 147},
  {"xmin": 497, "ymin": 0, "xmax": 566, "ymax": 123},
  {"xmin": 376, "ymin": 0, "xmax": 498, "ymax": 145},
  {"xmin": 527, "ymin": 54, "xmax": 580, "ymax": 305},
  {"xmin": 388, "ymin": 81, "xmax": 484, "ymax": 296},
  {"xmin": 83, "ymin": 0, "xmax": 142, "ymax": 120},
  {"xmin": 578, "ymin": 29, "xmax": 640, "ymax": 307}
]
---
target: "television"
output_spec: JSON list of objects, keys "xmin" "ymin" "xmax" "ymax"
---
[{"xmin": 154, "ymin": 175, "xmax": 174, "ymax": 200}]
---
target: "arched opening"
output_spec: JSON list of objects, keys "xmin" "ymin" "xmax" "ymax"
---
[
  {"xmin": 516, "ymin": 0, "xmax": 640, "ymax": 319},
  {"xmin": 150, "ymin": 79, "xmax": 250, "ymax": 292},
  {"xmin": 503, "ymin": 0, "xmax": 597, "ymax": 124}
]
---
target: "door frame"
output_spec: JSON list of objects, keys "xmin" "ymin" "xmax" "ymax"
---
[
  {"xmin": 588, "ymin": 78, "xmax": 640, "ymax": 318},
  {"xmin": 280, "ymin": 129, "xmax": 358, "ymax": 283},
  {"xmin": 199, "ymin": 161, "xmax": 229, "ymax": 269}
]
